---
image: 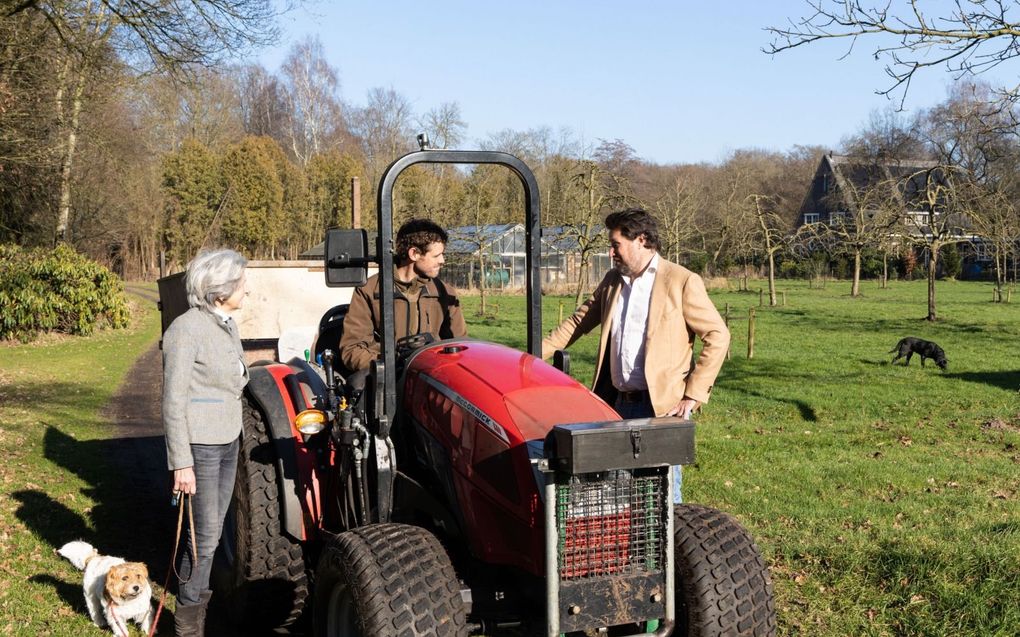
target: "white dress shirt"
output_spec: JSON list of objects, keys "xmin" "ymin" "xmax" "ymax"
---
[{"xmin": 610, "ymin": 253, "xmax": 659, "ymax": 391}]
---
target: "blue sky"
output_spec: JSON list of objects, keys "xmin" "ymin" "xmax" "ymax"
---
[{"xmin": 255, "ymin": 1, "xmax": 1016, "ymax": 165}]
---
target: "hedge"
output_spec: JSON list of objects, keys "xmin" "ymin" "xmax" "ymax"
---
[{"xmin": 0, "ymin": 244, "xmax": 129, "ymax": 341}]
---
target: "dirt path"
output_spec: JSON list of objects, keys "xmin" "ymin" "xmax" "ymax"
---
[{"xmin": 101, "ymin": 289, "xmax": 291, "ymax": 636}]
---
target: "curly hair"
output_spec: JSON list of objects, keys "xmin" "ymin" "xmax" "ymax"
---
[
  {"xmin": 394, "ymin": 218, "xmax": 448, "ymax": 264},
  {"xmin": 604, "ymin": 208, "xmax": 660, "ymax": 250}
]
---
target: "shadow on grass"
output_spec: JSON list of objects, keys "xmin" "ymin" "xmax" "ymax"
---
[
  {"xmin": 9, "ymin": 344, "xmax": 290, "ymax": 635},
  {"xmin": 944, "ymin": 370, "xmax": 1020, "ymax": 392},
  {"xmin": 772, "ymin": 311, "xmax": 995, "ymax": 338},
  {"xmin": 13, "ymin": 428, "xmax": 175, "ymax": 619},
  {"xmin": 716, "ymin": 359, "xmax": 820, "ymax": 421}
]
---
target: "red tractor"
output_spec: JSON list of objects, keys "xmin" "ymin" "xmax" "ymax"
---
[{"xmin": 206, "ymin": 147, "xmax": 776, "ymax": 636}]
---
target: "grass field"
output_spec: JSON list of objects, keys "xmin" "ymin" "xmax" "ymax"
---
[
  {"xmin": 1, "ymin": 279, "xmax": 1018, "ymax": 635},
  {"xmin": 0, "ymin": 292, "xmax": 162, "ymax": 635},
  {"xmin": 466, "ymin": 279, "xmax": 1020, "ymax": 636}
]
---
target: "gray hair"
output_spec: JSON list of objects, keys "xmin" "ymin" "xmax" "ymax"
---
[{"xmin": 185, "ymin": 249, "xmax": 248, "ymax": 311}]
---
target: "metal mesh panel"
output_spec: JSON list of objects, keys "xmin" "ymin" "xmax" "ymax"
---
[{"xmin": 555, "ymin": 471, "xmax": 667, "ymax": 581}]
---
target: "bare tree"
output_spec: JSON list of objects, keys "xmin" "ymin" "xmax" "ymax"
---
[
  {"xmin": 8, "ymin": 0, "xmax": 280, "ymax": 74},
  {"xmin": 747, "ymin": 194, "xmax": 797, "ymax": 305},
  {"xmin": 7, "ymin": 0, "xmax": 283, "ymax": 243},
  {"xmin": 419, "ymin": 102, "xmax": 466, "ymax": 150},
  {"xmin": 919, "ymin": 81, "xmax": 1020, "ymax": 297},
  {"xmin": 841, "ymin": 106, "xmax": 928, "ymax": 161},
  {"xmin": 564, "ymin": 160, "xmax": 611, "ymax": 306},
  {"xmin": 813, "ymin": 164, "xmax": 905, "ymax": 296},
  {"xmin": 349, "ymin": 87, "xmax": 415, "ymax": 185},
  {"xmin": 453, "ymin": 165, "xmax": 504, "ymax": 315},
  {"xmin": 412, "ymin": 101, "xmax": 467, "ymax": 217},
  {"xmin": 238, "ymin": 64, "xmax": 288, "ymax": 141},
  {"xmin": 903, "ymin": 165, "xmax": 975, "ymax": 320},
  {"xmin": 766, "ymin": 1, "xmax": 1020, "ymax": 106},
  {"xmin": 50, "ymin": 1, "xmax": 120, "ymax": 244},
  {"xmin": 654, "ymin": 167, "xmax": 702, "ymax": 265},
  {"xmin": 967, "ymin": 187, "xmax": 1019, "ymax": 296},
  {"xmin": 280, "ymin": 36, "xmax": 342, "ymax": 166}
]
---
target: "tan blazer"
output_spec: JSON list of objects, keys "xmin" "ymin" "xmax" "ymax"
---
[{"xmin": 542, "ymin": 258, "xmax": 729, "ymax": 416}]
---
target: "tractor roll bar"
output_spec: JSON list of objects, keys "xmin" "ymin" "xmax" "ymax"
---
[{"xmin": 376, "ymin": 149, "xmax": 543, "ymax": 430}]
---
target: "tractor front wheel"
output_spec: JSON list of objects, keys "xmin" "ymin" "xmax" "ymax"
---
[
  {"xmin": 313, "ymin": 523, "xmax": 468, "ymax": 637},
  {"xmin": 673, "ymin": 504, "xmax": 776, "ymax": 636},
  {"xmin": 212, "ymin": 399, "xmax": 309, "ymax": 630}
]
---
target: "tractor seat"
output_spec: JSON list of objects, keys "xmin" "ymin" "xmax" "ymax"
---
[{"xmin": 311, "ymin": 303, "xmax": 349, "ymax": 364}]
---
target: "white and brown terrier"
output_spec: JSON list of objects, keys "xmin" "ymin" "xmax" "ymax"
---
[{"xmin": 58, "ymin": 540, "xmax": 154, "ymax": 635}]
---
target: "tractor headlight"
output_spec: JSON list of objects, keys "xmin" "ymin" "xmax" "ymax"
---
[{"xmin": 295, "ymin": 409, "xmax": 327, "ymax": 435}]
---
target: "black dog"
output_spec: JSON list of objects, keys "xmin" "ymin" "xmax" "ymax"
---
[{"xmin": 889, "ymin": 337, "xmax": 948, "ymax": 370}]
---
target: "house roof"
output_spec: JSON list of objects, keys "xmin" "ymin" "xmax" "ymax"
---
[
  {"xmin": 800, "ymin": 154, "xmax": 949, "ymax": 221},
  {"xmin": 824, "ymin": 154, "xmax": 944, "ymax": 211}
]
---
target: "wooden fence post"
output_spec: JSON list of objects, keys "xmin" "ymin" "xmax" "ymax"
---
[
  {"xmin": 747, "ymin": 307, "xmax": 756, "ymax": 359},
  {"xmin": 758, "ymin": 288, "xmax": 764, "ymax": 306},
  {"xmin": 559, "ymin": 300, "xmax": 564, "ymax": 322},
  {"xmin": 724, "ymin": 303, "xmax": 731, "ymax": 361},
  {"xmin": 781, "ymin": 291, "xmax": 787, "ymax": 306}
]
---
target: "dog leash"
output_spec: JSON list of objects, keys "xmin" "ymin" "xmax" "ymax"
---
[
  {"xmin": 149, "ymin": 493, "xmax": 198, "ymax": 637},
  {"xmin": 108, "ymin": 604, "xmax": 131, "ymax": 637}
]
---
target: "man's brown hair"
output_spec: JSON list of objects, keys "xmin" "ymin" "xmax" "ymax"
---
[{"xmin": 394, "ymin": 218, "xmax": 448, "ymax": 264}]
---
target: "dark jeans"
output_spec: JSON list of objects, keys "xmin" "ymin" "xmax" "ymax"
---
[
  {"xmin": 177, "ymin": 437, "xmax": 239, "ymax": 606},
  {"xmin": 614, "ymin": 393, "xmax": 683, "ymax": 504}
]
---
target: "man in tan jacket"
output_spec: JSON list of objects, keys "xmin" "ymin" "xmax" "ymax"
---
[
  {"xmin": 340, "ymin": 219, "xmax": 467, "ymax": 372},
  {"xmin": 542, "ymin": 209, "xmax": 729, "ymax": 500}
]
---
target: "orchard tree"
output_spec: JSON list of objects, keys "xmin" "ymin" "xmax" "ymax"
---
[
  {"xmin": 747, "ymin": 194, "xmax": 794, "ymax": 305},
  {"xmin": 904, "ymin": 165, "xmax": 975, "ymax": 321},
  {"xmin": 813, "ymin": 165, "xmax": 903, "ymax": 297}
]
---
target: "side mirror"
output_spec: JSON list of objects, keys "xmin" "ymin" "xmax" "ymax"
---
[{"xmin": 325, "ymin": 228, "xmax": 370, "ymax": 287}]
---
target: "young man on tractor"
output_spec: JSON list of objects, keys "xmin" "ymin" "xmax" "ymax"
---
[{"xmin": 339, "ymin": 218, "xmax": 467, "ymax": 372}]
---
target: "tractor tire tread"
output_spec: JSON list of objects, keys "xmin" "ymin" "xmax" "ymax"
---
[
  {"xmin": 218, "ymin": 401, "xmax": 308, "ymax": 628},
  {"xmin": 675, "ymin": 503, "xmax": 776, "ymax": 636},
  {"xmin": 314, "ymin": 523, "xmax": 467, "ymax": 636}
]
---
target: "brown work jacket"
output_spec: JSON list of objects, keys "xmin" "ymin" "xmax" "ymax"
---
[{"xmin": 339, "ymin": 273, "xmax": 467, "ymax": 372}]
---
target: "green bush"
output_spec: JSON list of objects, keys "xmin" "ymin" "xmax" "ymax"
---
[
  {"xmin": 0, "ymin": 244, "xmax": 129, "ymax": 341},
  {"xmin": 940, "ymin": 243, "xmax": 962, "ymax": 279}
]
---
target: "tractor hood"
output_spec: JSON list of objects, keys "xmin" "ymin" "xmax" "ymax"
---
[{"xmin": 401, "ymin": 340, "xmax": 620, "ymax": 574}]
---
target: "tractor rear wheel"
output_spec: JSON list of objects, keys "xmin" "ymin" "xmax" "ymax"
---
[
  {"xmin": 212, "ymin": 399, "xmax": 309, "ymax": 630},
  {"xmin": 673, "ymin": 504, "xmax": 776, "ymax": 636},
  {"xmin": 313, "ymin": 523, "xmax": 468, "ymax": 637}
]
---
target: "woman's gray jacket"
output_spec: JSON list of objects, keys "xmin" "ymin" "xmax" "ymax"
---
[{"xmin": 161, "ymin": 307, "xmax": 249, "ymax": 470}]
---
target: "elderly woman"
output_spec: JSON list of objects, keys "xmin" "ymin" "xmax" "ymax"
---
[{"xmin": 161, "ymin": 249, "xmax": 249, "ymax": 637}]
